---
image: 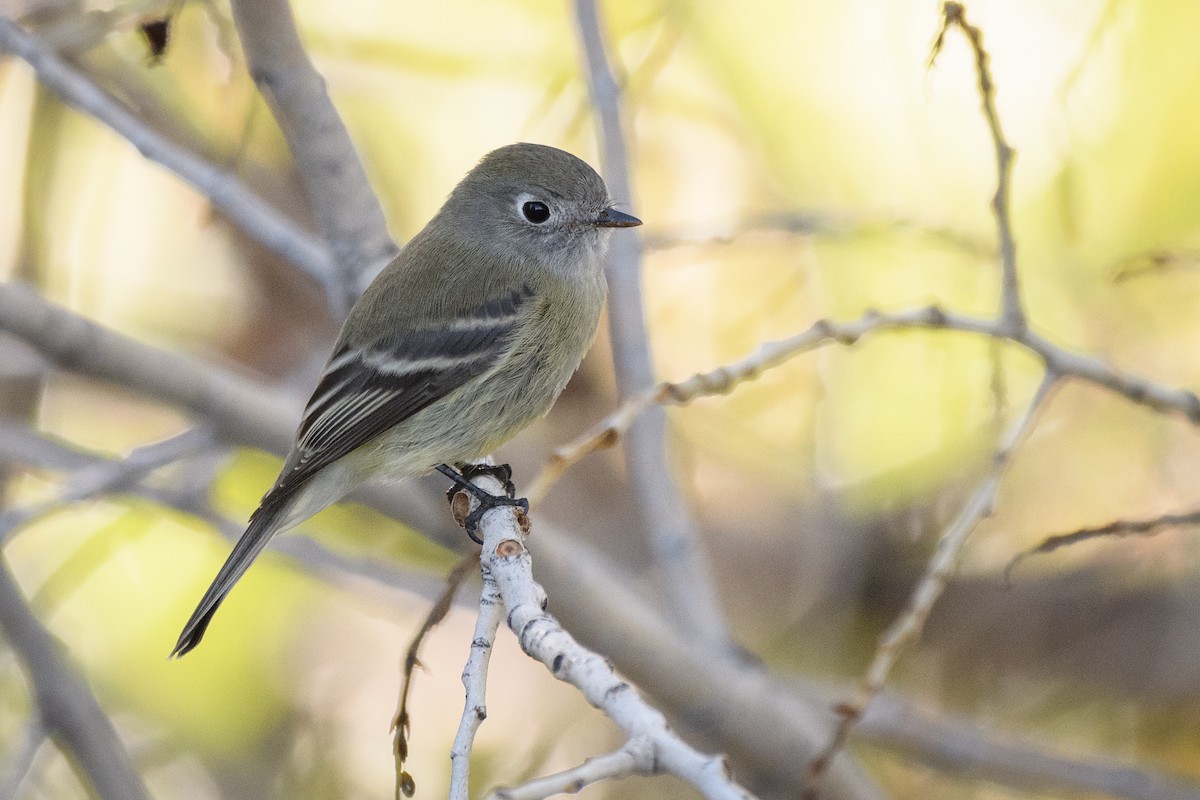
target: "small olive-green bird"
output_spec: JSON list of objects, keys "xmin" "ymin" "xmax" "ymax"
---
[{"xmin": 173, "ymin": 143, "xmax": 640, "ymax": 656}]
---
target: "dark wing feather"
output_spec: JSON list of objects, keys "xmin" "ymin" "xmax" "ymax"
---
[{"xmin": 261, "ymin": 285, "xmax": 534, "ymax": 513}]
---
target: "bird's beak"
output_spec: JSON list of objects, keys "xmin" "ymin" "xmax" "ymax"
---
[{"xmin": 595, "ymin": 207, "xmax": 642, "ymax": 228}]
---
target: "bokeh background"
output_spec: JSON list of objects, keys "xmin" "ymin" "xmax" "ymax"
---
[{"xmin": 3, "ymin": 0, "xmax": 1200, "ymax": 798}]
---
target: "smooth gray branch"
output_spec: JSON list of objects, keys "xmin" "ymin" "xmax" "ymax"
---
[
  {"xmin": 572, "ymin": 0, "xmax": 730, "ymax": 650},
  {"xmin": 0, "ymin": 718, "xmax": 47, "ymax": 800},
  {"xmin": 0, "ymin": 17, "xmax": 338, "ymax": 296},
  {"xmin": 228, "ymin": 0, "xmax": 398, "ymax": 307},
  {"xmin": 858, "ymin": 692, "xmax": 1200, "ymax": 800},
  {"xmin": 0, "ymin": 556, "xmax": 152, "ymax": 800}
]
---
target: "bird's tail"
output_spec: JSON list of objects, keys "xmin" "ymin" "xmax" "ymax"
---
[{"xmin": 171, "ymin": 504, "xmax": 284, "ymax": 658}]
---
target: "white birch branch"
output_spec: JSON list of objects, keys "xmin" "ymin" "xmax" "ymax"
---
[
  {"xmin": 491, "ymin": 740, "xmax": 650, "ymax": 800},
  {"xmin": 448, "ymin": 563, "xmax": 503, "ymax": 800},
  {"xmin": 454, "ymin": 474, "xmax": 756, "ymax": 800}
]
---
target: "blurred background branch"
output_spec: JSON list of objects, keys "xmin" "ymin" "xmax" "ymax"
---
[
  {"xmin": 856, "ymin": 691, "xmax": 1200, "ymax": 800},
  {"xmin": 0, "ymin": 555, "xmax": 151, "ymax": 800},
  {"xmin": 1010, "ymin": 508, "xmax": 1200, "ymax": 575},
  {"xmin": 228, "ymin": 0, "xmax": 397, "ymax": 307},
  {"xmin": 573, "ymin": 0, "xmax": 730, "ymax": 653},
  {"xmin": 0, "ymin": 16, "xmax": 338, "ymax": 298}
]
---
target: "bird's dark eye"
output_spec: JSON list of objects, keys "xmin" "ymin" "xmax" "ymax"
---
[{"xmin": 522, "ymin": 201, "xmax": 551, "ymax": 224}]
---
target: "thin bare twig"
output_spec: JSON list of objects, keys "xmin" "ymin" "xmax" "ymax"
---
[
  {"xmin": 0, "ymin": 426, "xmax": 215, "ymax": 544},
  {"xmin": 393, "ymin": 554, "xmax": 475, "ymax": 800},
  {"xmin": 0, "ymin": 17, "xmax": 338, "ymax": 297},
  {"xmin": 572, "ymin": 0, "xmax": 729, "ymax": 649},
  {"xmin": 492, "ymin": 741, "xmax": 650, "ymax": 800},
  {"xmin": 228, "ymin": 0, "xmax": 397, "ymax": 306},
  {"xmin": 448, "ymin": 550, "xmax": 503, "ymax": 800},
  {"xmin": 1007, "ymin": 509, "xmax": 1200, "ymax": 579},
  {"xmin": 528, "ymin": 305, "xmax": 1200, "ymax": 503},
  {"xmin": 806, "ymin": 373, "xmax": 1059, "ymax": 796},
  {"xmin": 930, "ymin": 2, "xmax": 1024, "ymax": 331},
  {"xmin": 0, "ymin": 420, "xmax": 461, "ymax": 623},
  {"xmin": 1112, "ymin": 250, "xmax": 1200, "ymax": 283}
]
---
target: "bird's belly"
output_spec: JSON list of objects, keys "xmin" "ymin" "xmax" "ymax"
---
[{"xmin": 355, "ymin": 288, "xmax": 601, "ymax": 482}]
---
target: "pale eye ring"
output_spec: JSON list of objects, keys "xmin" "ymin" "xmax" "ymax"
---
[{"xmin": 521, "ymin": 200, "xmax": 551, "ymax": 224}]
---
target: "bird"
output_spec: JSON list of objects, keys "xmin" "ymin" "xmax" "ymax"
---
[{"xmin": 172, "ymin": 143, "xmax": 641, "ymax": 657}]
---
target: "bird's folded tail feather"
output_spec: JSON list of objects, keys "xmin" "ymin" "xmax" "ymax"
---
[{"xmin": 170, "ymin": 503, "xmax": 285, "ymax": 658}]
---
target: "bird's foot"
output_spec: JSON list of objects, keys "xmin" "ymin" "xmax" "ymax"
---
[
  {"xmin": 437, "ymin": 463, "xmax": 527, "ymax": 544},
  {"xmin": 462, "ymin": 494, "xmax": 528, "ymax": 544}
]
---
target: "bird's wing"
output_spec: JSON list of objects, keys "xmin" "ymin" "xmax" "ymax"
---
[
  {"xmin": 170, "ymin": 284, "xmax": 536, "ymax": 658},
  {"xmin": 264, "ymin": 283, "xmax": 534, "ymax": 512}
]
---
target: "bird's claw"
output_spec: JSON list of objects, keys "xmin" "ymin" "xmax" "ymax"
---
[{"xmin": 438, "ymin": 462, "xmax": 526, "ymax": 544}]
